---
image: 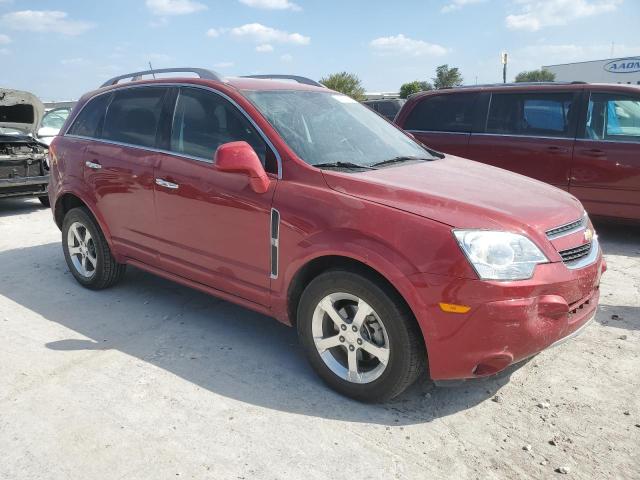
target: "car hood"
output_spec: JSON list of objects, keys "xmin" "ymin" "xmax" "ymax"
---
[
  {"xmin": 321, "ymin": 155, "xmax": 584, "ymax": 233},
  {"xmin": 0, "ymin": 88, "xmax": 45, "ymax": 136}
]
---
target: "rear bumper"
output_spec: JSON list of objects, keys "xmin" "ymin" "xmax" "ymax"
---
[{"xmin": 410, "ymin": 250, "xmax": 604, "ymax": 381}]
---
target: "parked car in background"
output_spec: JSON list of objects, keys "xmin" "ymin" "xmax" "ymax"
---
[
  {"xmin": 38, "ymin": 104, "xmax": 74, "ymax": 145},
  {"xmin": 362, "ymin": 98, "xmax": 405, "ymax": 121},
  {"xmin": 0, "ymin": 88, "xmax": 50, "ymax": 206},
  {"xmin": 395, "ymin": 82, "xmax": 640, "ymax": 221},
  {"xmin": 49, "ymin": 68, "xmax": 603, "ymax": 402}
]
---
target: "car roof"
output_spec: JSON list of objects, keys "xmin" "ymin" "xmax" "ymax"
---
[
  {"xmin": 78, "ymin": 76, "xmax": 330, "ymax": 106},
  {"xmin": 225, "ymin": 77, "xmax": 327, "ymax": 92},
  {"xmin": 97, "ymin": 68, "xmax": 327, "ymax": 94},
  {"xmin": 408, "ymin": 82, "xmax": 640, "ymax": 100}
]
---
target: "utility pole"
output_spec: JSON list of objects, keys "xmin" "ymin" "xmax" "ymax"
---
[{"xmin": 501, "ymin": 52, "xmax": 508, "ymax": 83}]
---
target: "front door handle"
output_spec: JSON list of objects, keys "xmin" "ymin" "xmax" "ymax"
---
[
  {"xmin": 85, "ymin": 161, "xmax": 102, "ymax": 170},
  {"xmin": 155, "ymin": 178, "xmax": 179, "ymax": 190},
  {"xmin": 546, "ymin": 146, "xmax": 568, "ymax": 154}
]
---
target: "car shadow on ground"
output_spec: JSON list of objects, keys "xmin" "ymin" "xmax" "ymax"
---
[
  {"xmin": 0, "ymin": 197, "xmax": 47, "ymax": 218},
  {"xmin": 0, "ymin": 242, "xmax": 516, "ymax": 426},
  {"xmin": 592, "ymin": 220, "xmax": 640, "ymax": 332},
  {"xmin": 594, "ymin": 219, "xmax": 640, "ymax": 258}
]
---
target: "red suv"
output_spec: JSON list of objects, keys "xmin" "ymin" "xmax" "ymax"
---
[
  {"xmin": 49, "ymin": 68, "xmax": 604, "ymax": 402},
  {"xmin": 395, "ymin": 82, "xmax": 640, "ymax": 222}
]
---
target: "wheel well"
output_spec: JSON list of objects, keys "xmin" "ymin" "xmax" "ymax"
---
[
  {"xmin": 287, "ymin": 256, "xmax": 417, "ymax": 330},
  {"xmin": 54, "ymin": 193, "xmax": 87, "ymax": 229}
]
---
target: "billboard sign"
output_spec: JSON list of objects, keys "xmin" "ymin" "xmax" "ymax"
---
[{"xmin": 603, "ymin": 58, "xmax": 640, "ymax": 74}]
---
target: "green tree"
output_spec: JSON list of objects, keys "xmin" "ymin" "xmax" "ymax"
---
[
  {"xmin": 319, "ymin": 72, "xmax": 366, "ymax": 100},
  {"xmin": 432, "ymin": 64, "xmax": 463, "ymax": 89},
  {"xmin": 515, "ymin": 69, "xmax": 556, "ymax": 82},
  {"xmin": 399, "ymin": 80, "xmax": 432, "ymax": 99}
]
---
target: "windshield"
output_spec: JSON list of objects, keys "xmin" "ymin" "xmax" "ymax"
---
[
  {"xmin": 244, "ymin": 90, "xmax": 433, "ymax": 168},
  {"xmin": 41, "ymin": 108, "xmax": 71, "ymax": 130}
]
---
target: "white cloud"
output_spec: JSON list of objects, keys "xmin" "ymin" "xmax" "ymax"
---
[
  {"xmin": 230, "ymin": 23, "xmax": 310, "ymax": 45},
  {"xmin": 61, "ymin": 57, "xmax": 85, "ymax": 65},
  {"xmin": 213, "ymin": 61, "xmax": 234, "ymax": 68},
  {"xmin": 239, "ymin": 0, "xmax": 301, "ymax": 10},
  {"xmin": 1, "ymin": 10, "xmax": 94, "ymax": 35},
  {"xmin": 145, "ymin": 0, "xmax": 207, "ymax": 16},
  {"xmin": 149, "ymin": 17, "xmax": 169, "ymax": 27},
  {"xmin": 0, "ymin": 33, "xmax": 10, "ymax": 44},
  {"xmin": 506, "ymin": 0, "xmax": 622, "ymax": 31},
  {"xmin": 280, "ymin": 53, "xmax": 293, "ymax": 62},
  {"xmin": 370, "ymin": 34, "xmax": 448, "ymax": 57},
  {"xmin": 206, "ymin": 28, "xmax": 221, "ymax": 37},
  {"xmin": 256, "ymin": 43, "xmax": 274, "ymax": 52},
  {"xmin": 441, "ymin": 0, "xmax": 485, "ymax": 13}
]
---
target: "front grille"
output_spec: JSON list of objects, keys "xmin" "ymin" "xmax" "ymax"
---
[
  {"xmin": 559, "ymin": 242, "xmax": 592, "ymax": 263},
  {"xmin": 546, "ymin": 217, "xmax": 586, "ymax": 240}
]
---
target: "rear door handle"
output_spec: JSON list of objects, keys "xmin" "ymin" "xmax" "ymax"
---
[
  {"xmin": 581, "ymin": 148, "xmax": 606, "ymax": 158},
  {"xmin": 85, "ymin": 161, "xmax": 102, "ymax": 170},
  {"xmin": 155, "ymin": 178, "xmax": 179, "ymax": 190}
]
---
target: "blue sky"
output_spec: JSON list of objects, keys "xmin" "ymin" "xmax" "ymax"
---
[{"xmin": 1, "ymin": 0, "xmax": 639, "ymax": 100}]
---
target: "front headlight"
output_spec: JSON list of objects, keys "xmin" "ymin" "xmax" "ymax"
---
[{"xmin": 454, "ymin": 230, "xmax": 548, "ymax": 280}]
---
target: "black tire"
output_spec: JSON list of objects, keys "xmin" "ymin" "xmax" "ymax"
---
[
  {"xmin": 38, "ymin": 195, "xmax": 50, "ymax": 207},
  {"xmin": 297, "ymin": 269, "xmax": 426, "ymax": 402},
  {"xmin": 62, "ymin": 207, "xmax": 126, "ymax": 289}
]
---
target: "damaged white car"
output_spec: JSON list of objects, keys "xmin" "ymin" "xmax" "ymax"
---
[{"xmin": 0, "ymin": 88, "xmax": 50, "ymax": 206}]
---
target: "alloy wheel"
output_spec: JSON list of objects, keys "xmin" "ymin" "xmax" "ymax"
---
[
  {"xmin": 311, "ymin": 292, "xmax": 390, "ymax": 384},
  {"xmin": 66, "ymin": 221, "xmax": 98, "ymax": 279}
]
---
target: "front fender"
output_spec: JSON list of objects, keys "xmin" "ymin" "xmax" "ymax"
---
[{"xmin": 271, "ymin": 227, "xmax": 430, "ymax": 328}]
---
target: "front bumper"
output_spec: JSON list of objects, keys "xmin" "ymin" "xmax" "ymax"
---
[
  {"xmin": 409, "ymin": 250, "xmax": 604, "ymax": 381},
  {"xmin": 0, "ymin": 175, "xmax": 49, "ymax": 198}
]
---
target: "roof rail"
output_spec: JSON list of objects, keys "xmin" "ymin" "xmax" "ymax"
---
[
  {"xmin": 101, "ymin": 67, "xmax": 224, "ymax": 88},
  {"xmin": 241, "ymin": 74, "xmax": 325, "ymax": 88},
  {"xmin": 449, "ymin": 81, "xmax": 589, "ymax": 89}
]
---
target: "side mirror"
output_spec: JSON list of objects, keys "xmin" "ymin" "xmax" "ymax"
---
[{"xmin": 214, "ymin": 141, "xmax": 270, "ymax": 194}]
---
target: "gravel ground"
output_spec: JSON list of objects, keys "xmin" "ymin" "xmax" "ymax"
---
[{"xmin": 0, "ymin": 198, "xmax": 638, "ymax": 480}]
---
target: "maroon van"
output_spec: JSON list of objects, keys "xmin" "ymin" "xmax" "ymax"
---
[{"xmin": 395, "ymin": 83, "xmax": 640, "ymax": 221}]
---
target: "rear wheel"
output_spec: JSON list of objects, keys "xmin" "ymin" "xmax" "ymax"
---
[
  {"xmin": 38, "ymin": 195, "xmax": 50, "ymax": 207},
  {"xmin": 62, "ymin": 207, "xmax": 126, "ymax": 289},
  {"xmin": 297, "ymin": 269, "xmax": 425, "ymax": 402}
]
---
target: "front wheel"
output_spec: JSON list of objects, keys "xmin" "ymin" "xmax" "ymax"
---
[
  {"xmin": 297, "ymin": 269, "xmax": 426, "ymax": 402},
  {"xmin": 62, "ymin": 207, "xmax": 126, "ymax": 289}
]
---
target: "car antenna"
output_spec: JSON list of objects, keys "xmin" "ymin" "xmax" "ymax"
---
[{"xmin": 149, "ymin": 62, "xmax": 156, "ymax": 79}]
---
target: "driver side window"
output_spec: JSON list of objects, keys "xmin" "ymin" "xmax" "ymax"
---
[{"xmin": 170, "ymin": 87, "xmax": 278, "ymax": 173}]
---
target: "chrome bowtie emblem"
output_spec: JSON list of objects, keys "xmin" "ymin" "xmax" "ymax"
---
[{"xmin": 584, "ymin": 228, "xmax": 594, "ymax": 242}]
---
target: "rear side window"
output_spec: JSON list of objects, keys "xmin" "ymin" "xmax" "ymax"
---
[
  {"xmin": 102, "ymin": 87, "xmax": 168, "ymax": 148},
  {"xmin": 585, "ymin": 92, "xmax": 640, "ymax": 143},
  {"xmin": 403, "ymin": 93, "xmax": 477, "ymax": 133},
  {"xmin": 170, "ymin": 87, "xmax": 277, "ymax": 172},
  {"xmin": 67, "ymin": 94, "xmax": 111, "ymax": 138},
  {"xmin": 487, "ymin": 92, "xmax": 574, "ymax": 138}
]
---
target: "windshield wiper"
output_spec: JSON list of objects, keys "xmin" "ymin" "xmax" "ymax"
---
[
  {"xmin": 369, "ymin": 156, "xmax": 433, "ymax": 168},
  {"xmin": 313, "ymin": 162, "xmax": 377, "ymax": 170}
]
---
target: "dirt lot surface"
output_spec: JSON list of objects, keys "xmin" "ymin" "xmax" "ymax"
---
[{"xmin": 1, "ymin": 198, "xmax": 638, "ymax": 480}]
